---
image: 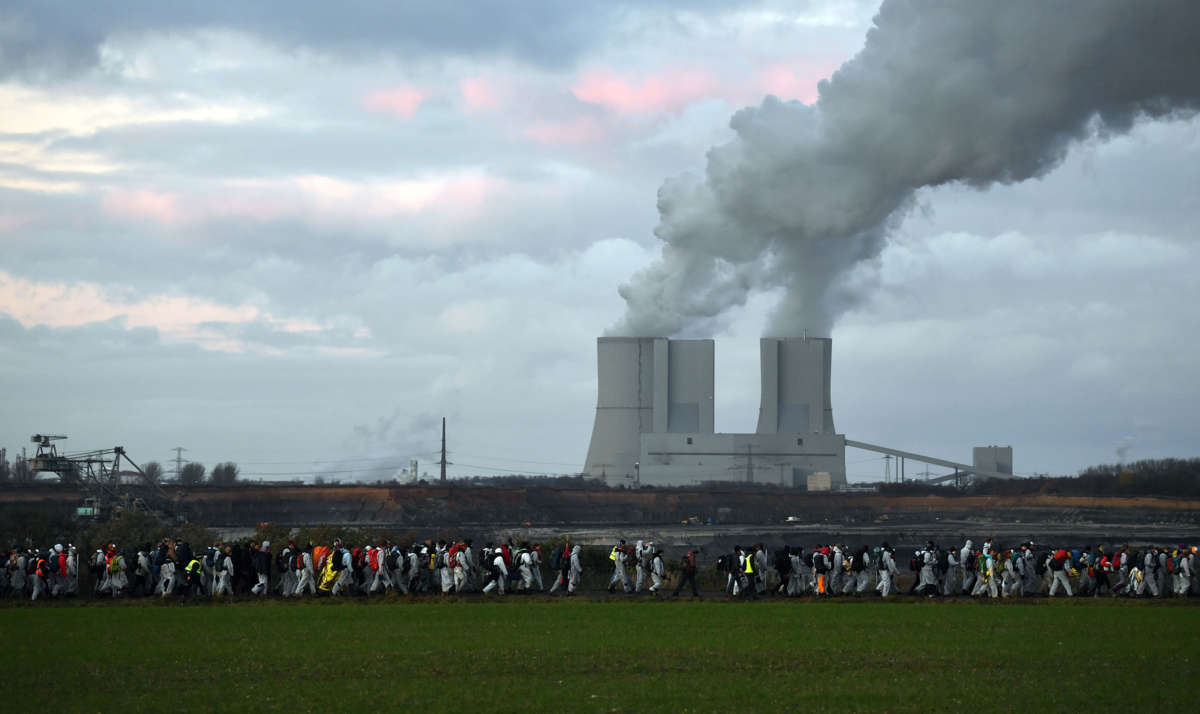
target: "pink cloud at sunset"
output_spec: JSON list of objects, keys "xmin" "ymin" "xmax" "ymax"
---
[
  {"xmin": 571, "ymin": 69, "xmax": 719, "ymax": 114},
  {"xmin": 363, "ymin": 85, "xmax": 428, "ymax": 118},
  {"xmin": 459, "ymin": 77, "xmax": 502, "ymax": 110},
  {"xmin": 569, "ymin": 61, "xmax": 835, "ymax": 116},
  {"xmin": 101, "ymin": 189, "xmax": 184, "ymax": 225}
]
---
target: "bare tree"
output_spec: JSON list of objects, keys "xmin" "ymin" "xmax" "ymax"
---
[
  {"xmin": 210, "ymin": 462, "xmax": 240, "ymax": 486},
  {"xmin": 179, "ymin": 462, "xmax": 206, "ymax": 487},
  {"xmin": 142, "ymin": 461, "xmax": 164, "ymax": 485},
  {"xmin": 0, "ymin": 456, "xmax": 9, "ymax": 484}
]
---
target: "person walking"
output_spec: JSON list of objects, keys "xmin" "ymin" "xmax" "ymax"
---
[
  {"xmin": 294, "ymin": 545, "xmax": 317, "ymax": 597},
  {"xmin": 568, "ymin": 545, "xmax": 583, "ymax": 596},
  {"xmin": 213, "ymin": 546, "xmax": 234, "ymax": 597},
  {"xmin": 671, "ymin": 550, "xmax": 701, "ymax": 598},
  {"xmin": 649, "ymin": 549, "xmax": 666, "ymax": 594},
  {"xmin": 483, "ymin": 548, "xmax": 508, "ymax": 595},
  {"xmin": 876, "ymin": 542, "xmax": 898, "ymax": 598},
  {"xmin": 250, "ymin": 541, "xmax": 270, "ymax": 596}
]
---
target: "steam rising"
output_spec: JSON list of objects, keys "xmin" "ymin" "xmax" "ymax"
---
[{"xmin": 612, "ymin": 0, "xmax": 1200, "ymax": 337}]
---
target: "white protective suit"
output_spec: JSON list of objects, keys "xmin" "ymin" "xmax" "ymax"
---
[
  {"xmin": 213, "ymin": 554, "xmax": 234, "ymax": 596},
  {"xmin": 608, "ymin": 546, "xmax": 631, "ymax": 593},
  {"xmin": 877, "ymin": 550, "xmax": 898, "ymax": 598},
  {"xmin": 959, "ymin": 541, "xmax": 975, "ymax": 594},
  {"xmin": 483, "ymin": 551, "xmax": 508, "ymax": 595},
  {"xmin": 295, "ymin": 551, "xmax": 317, "ymax": 596},
  {"xmin": 649, "ymin": 554, "xmax": 665, "ymax": 592},
  {"xmin": 568, "ymin": 546, "xmax": 582, "ymax": 594}
]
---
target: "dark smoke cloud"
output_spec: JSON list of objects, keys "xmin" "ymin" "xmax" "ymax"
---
[{"xmin": 612, "ymin": 0, "xmax": 1200, "ymax": 337}]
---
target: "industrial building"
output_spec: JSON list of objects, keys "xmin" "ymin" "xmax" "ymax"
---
[
  {"xmin": 583, "ymin": 336, "xmax": 1018, "ymax": 489},
  {"xmin": 583, "ymin": 336, "xmax": 847, "ymax": 488}
]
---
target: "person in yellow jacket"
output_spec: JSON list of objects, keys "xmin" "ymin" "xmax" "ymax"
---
[{"xmin": 607, "ymin": 540, "xmax": 632, "ymax": 593}]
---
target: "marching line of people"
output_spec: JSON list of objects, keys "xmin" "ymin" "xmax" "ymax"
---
[
  {"xmin": 4, "ymin": 536, "xmax": 569, "ymax": 601},
  {"xmin": 6, "ymin": 535, "xmax": 1197, "ymax": 602},
  {"xmin": 717, "ymin": 540, "xmax": 1198, "ymax": 600}
]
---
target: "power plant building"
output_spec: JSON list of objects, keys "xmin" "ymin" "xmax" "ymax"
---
[{"xmin": 584, "ymin": 336, "xmax": 847, "ymax": 488}]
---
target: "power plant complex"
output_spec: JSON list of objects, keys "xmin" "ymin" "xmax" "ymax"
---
[
  {"xmin": 584, "ymin": 336, "xmax": 847, "ymax": 489},
  {"xmin": 583, "ymin": 336, "xmax": 1015, "ymax": 489}
]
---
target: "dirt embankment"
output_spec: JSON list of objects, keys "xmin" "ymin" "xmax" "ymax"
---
[{"xmin": 2, "ymin": 484, "xmax": 1197, "ymax": 527}]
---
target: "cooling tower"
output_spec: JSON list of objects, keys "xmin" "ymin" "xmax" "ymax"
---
[
  {"xmin": 756, "ymin": 337, "xmax": 835, "ymax": 435},
  {"xmin": 583, "ymin": 337, "xmax": 714, "ymax": 483}
]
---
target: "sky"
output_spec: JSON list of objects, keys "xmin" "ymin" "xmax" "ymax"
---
[{"xmin": 1, "ymin": 1, "xmax": 1198, "ymax": 483}]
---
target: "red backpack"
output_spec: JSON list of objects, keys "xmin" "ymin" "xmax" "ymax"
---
[{"xmin": 368, "ymin": 548, "xmax": 379, "ymax": 571}]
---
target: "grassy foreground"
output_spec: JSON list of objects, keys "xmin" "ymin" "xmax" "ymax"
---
[{"xmin": 4, "ymin": 599, "xmax": 1198, "ymax": 713}]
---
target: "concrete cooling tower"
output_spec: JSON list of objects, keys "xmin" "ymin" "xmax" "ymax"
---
[
  {"xmin": 757, "ymin": 337, "xmax": 835, "ymax": 435},
  {"xmin": 582, "ymin": 337, "xmax": 715, "ymax": 483},
  {"xmin": 584, "ymin": 336, "xmax": 846, "ymax": 488}
]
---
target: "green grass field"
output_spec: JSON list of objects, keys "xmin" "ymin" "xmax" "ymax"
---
[{"xmin": 4, "ymin": 598, "xmax": 1198, "ymax": 713}]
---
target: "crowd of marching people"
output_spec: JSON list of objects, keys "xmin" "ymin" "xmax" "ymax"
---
[
  {"xmin": 718, "ymin": 540, "xmax": 1198, "ymax": 600},
  {"xmin": 3, "ymin": 535, "xmax": 1197, "ymax": 602},
  {"xmin": 2, "ymin": 537, "xmax": 583, "ymax": 600}
]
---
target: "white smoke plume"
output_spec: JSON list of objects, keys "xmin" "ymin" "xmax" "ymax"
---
[{"xmin": 611, "ymin": 0, "xmax": 1200, "ymax": 337}]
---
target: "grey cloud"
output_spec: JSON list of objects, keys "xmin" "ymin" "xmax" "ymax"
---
[
  {"xmin": 612, "ymin": 0, "xmax": 1200, "ymax": 338},
  {"xmin": 0, "ymin": 0, "xmax": 770, "ymax": 80}
]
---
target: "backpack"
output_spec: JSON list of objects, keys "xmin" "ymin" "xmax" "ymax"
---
[
  {"xmin": 851, "ymin": 553, "xmax": 864, "ymax": 573},
  {"xmin": 814, "ymin": 554, "xmax": 829, "ymax": 574},
  {"xmin": 775, "ymin": 551, "xmax": 792, "ymax": 576},
  {"xmin": 965, "ymin": 553, "xmax": 977, "ymax": 572},
  {"xmin": 276, "ymin": 549, "xmax": 290, "ymax": 572},
  {"xmin": 108, "ymin": 555, "xmax": 122, "ymax": 574},
  {"xmin": 549, "ymin": 548, "xmax": 562, "ymax": 571},
  {"xmin": 215, "ymin": 555, "xmax": 227, "ymax": 572},
  {"xmin": 909, "ymin": 553, "xmax": 921, "ymax": 572},
  {"xmin": 293, "ymin": 554, "xmax": 304, "ymax": 571},
  {"xmin": 352, "ymin": 548, "xmax": 365, "ymax": 570},
  {"xmin": 385, "ymin": 550, "xmax": 398, "ymax": 571},
  {"xmin": 1048, "ymin": 555, "xmax": 1063, "ymax": 571},
  {"xmin": 331, "ymin": 549, "xmax": 345, "ymax": 571},
  {"xmin": 936, "ymin": 549, "xmax": 949, "ymax": 573},
  {"xmin": 368, "ymin": 548, "xmax": 380, "ymax": 571}
]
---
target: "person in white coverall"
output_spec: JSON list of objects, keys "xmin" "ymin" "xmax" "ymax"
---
[
  {"xmin": 855, "ymin": 547, "xmax": 873, "ymax": 594},
  {"xmin": 876, "ymin": 544, "xmax": 898, "ymax": 598},
  {"xmin": 959, "ymin": 540, "xmax": 975, "ymax": 594},
  {"xmin": 331, "ymin": 548, "xmax": 354, "ymax": 595},
  {"xmin": 518, "ymin": 549, "xmax": 535, "ymax": 591},
  {"xmin": 213, "ymin": 548, "xmax": 234, "ymax": 597},
  {"xmin": 944, "ymin": 549, "xmax": 959, "ymax": 595},
  {"xmin": 370, "ymin": 544, "xmax": 393, "ymax": 594},
  {"xmin": 483, "ymin": 548, "xmax": 508, "ymax": 595},
  {"xmin": 634, "ymin": 540, "xmax": 650, "ymax": 592},
  {"xmin": 788, "ymin": 550, "xmax": 807, "ymax": 596},
  {"xmin": 530, "ymin": 545, "xmax": 544, "ymax": 591},
  {"xmin": 295, "ymin": 548, "xmax": 316, "ymax": 596},
  {"xmin": 277, "ymin": 543, "xmax": 297, "ymax": 597},
  {"xmin": 608, "ymin": 541, "xmax": 631, "ymax": 593},
  {"xmin": 649, "ymin": 550, "xmax": 666, "ymax": 593},
  {"xmin": 568, "ymin": 545, "xmax": 582, "ymax": 595}
]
